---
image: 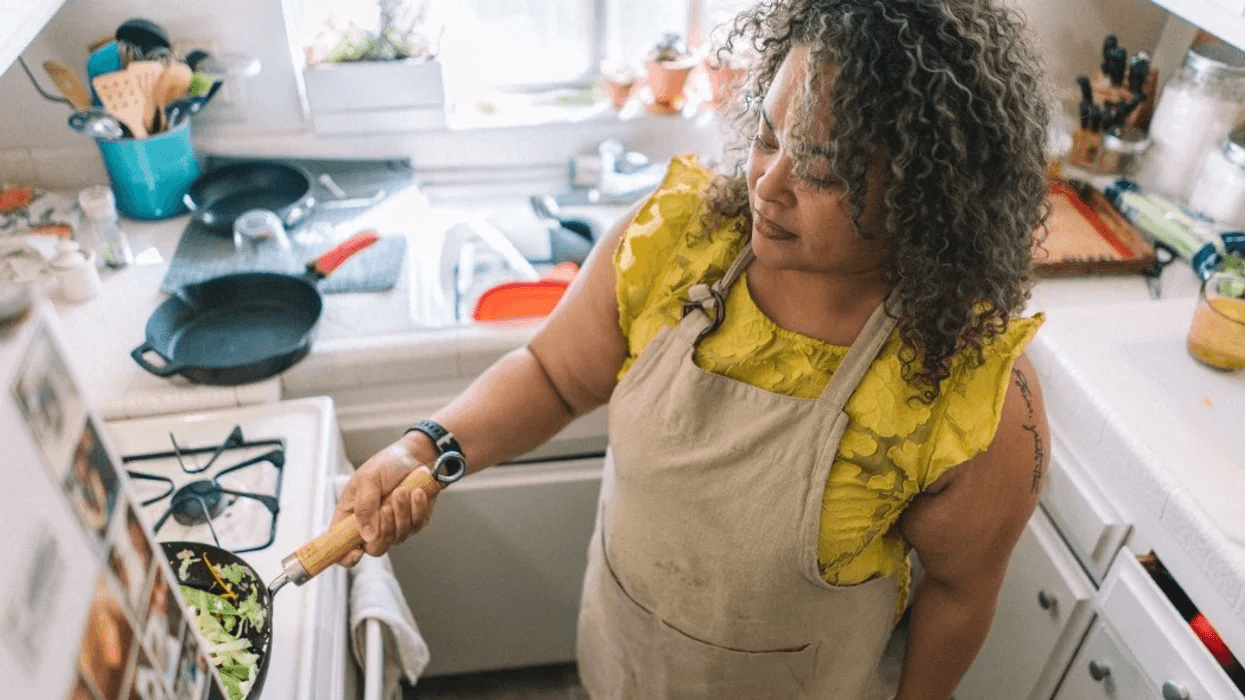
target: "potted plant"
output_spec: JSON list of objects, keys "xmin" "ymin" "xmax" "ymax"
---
[
  {"xmin": 644, "ymin": 33, "xmax": 697, "ymax": 114},
  {"xmin": 301, "ymin": 0, "xmax": 446, "ymax": 133}
]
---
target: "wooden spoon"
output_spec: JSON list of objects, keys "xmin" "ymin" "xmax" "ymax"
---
[
  {"xmin": 42, "ymin": 61, "xmax": 92, "ymax": 110},
  {"xmin": 124, "ymin": 60, "xmax": 165, "ymax": 133},
  {"xmin": 151, "ymin": 62, "xmax": 192, "ymax": 132}
]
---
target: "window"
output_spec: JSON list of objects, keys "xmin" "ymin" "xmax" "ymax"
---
[{"xmin": 298, "ymin": 0, "xmax": 755, "ymax": 91}]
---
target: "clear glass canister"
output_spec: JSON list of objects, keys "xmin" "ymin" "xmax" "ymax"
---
[
  {"xmin": 1189, "ymin": 127, "xmax": 1245, "ymax": 227},
  {"xmin": 1137, "ymin": 42, "xmax": 1245, "ymax": 202}
]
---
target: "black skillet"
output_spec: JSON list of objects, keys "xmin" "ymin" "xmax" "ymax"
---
[
  {"xmin": 163, "ymin": 542, "xmax": 273, "ymax": 700},
  {"xmin": 131, "ymin": 231, "xmax": 378, "ymax": 385},
  {"xmin": 163, "ymin": 463, "xmax": 466, "ymax": 700},
  {"xmin": 184, "ymin": 162, "xmax": 316, "ymax": 233}
]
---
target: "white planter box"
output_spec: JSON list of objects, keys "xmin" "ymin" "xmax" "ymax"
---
[{"xmin": 302, "ymin": 58, "xmax": 447, "ymax": 134}]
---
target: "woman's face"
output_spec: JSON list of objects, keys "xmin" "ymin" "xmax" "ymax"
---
[{"xmin": 746, "ymin": 45, "xmax": 887, "ymax": 277}]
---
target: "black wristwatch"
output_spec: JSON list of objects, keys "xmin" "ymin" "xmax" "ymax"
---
[{"xmin": 404, "ymin": 419, "xmax": 468, "ymax": 486}]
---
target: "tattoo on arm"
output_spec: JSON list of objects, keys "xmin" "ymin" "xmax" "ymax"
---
[
  {"xmin": 1021, "ymin": 423, "xmax": 1044, "ymax": 492},
  {"xmin": 1012, "ymin": 368, "xmax": 1034, "ymax": 418}
]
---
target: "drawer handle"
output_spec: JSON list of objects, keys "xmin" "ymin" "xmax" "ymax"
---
[
  {"xmin": 1037, "ymin": 590, "xmax": 1057, "ymax": 610},
  {"xmin": 1162, "ymin": 682, "xmax": 1190, "ymax": 700},
  {"xmin": 1089, "ymin": 660, "xmax": 1111, "ymax": 682}
]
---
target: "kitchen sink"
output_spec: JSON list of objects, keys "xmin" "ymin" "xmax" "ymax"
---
[{"xmin": 417, "ymin": 186, "xmax": 632, "ymax": 322}]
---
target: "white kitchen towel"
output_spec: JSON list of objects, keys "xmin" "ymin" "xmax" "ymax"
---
[{"xmin": 338, "ymin": 475, "xmax": 431, "ymax": 699}]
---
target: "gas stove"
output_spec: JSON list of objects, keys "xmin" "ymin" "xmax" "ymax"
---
[{"xmin": 104, "ymin": 397, "xmax": 350, "ymax": 700}]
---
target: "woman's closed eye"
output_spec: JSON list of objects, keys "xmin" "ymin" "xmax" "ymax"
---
[{"xmin": 750, "ymin": 130, "xmax": 779, "ymax": 152}]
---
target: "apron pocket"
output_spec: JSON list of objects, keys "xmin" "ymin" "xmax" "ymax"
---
[{"xmin": 655, "ymin": 618, "xmax": 821, "ymax": 699}]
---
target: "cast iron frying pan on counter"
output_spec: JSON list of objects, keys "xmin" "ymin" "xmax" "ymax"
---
[{"xmin": 131, "ymin": 231, "xmax": 378, "ymax": 385}]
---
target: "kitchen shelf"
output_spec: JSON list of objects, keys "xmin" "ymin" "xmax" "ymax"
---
[
  {"xmin": 0, "ymin": 0, "xmax": 66, "ymax": 78},
  {"xmin": 1151, "ymin": 0, "xmax": 1245, "ymax": 50}
]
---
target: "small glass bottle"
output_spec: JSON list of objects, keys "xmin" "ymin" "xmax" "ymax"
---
[
  {"xmin": 1136, "ymin": 41, "xmax": 1245, "ymax": 202},
  {"xmin": 77, "ymin": 185, "xmax": 133, "ymax": 269},
  {"xmin": 1189, "ymin": 127, "xmax": 1245, "ymax": 227}
]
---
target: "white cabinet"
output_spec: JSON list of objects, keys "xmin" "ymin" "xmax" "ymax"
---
[
  {"xmin": 1054, "ymin": 617, "xmax": 1163, "ymax": 700},
  {"xmin": 0, "ymin": 0, "xmax": 66, "ymax": 77},
  {"xmin": 389, "ymin": 457, "xmax": 604, "ymax": 676},
  {"xmin": 1148, "ymin": 0, "xmax": 1245, "ymax": 50},
  {"xmin": 1053, "ymin": 553, "xmax": 1243, "ymax": 700},
  {"xmin": 956, "ymin": 507, "xmax": 1096, "ymax": 700},
  {"xmin": 1040, "ymin": 433, "xmax": 1130, "ymax": 585}
]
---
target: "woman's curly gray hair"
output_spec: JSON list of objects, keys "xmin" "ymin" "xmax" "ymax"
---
[{"xmin": 707, "ymin": 0, "xmax": 1050, "ymax": 401}]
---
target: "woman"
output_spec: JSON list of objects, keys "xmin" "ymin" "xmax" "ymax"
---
[{"xmin": 333, "ymin": 0, "xmax": 1051, "ymax": 697}]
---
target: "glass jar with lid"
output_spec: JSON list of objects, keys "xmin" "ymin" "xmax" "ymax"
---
[
  {"xmin": 1189, "ymin": 126, "xmax": 1245, "ymax": 227},
  {"xmin": 1136, "ymin": 41, "xmax": 1245, "ymax": 202}
]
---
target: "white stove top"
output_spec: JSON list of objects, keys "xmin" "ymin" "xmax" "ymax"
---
[{"xmin": 105, "ymin": 397, "xmax": 346, "ymax": 700}]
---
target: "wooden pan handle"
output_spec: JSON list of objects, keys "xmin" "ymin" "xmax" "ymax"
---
[{"xmin": 292, "ymin": 467, "xmax": 440, "ymax": 579}]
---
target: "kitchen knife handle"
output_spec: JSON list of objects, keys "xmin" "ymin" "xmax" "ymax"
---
[{"xmin": 291, "ymin": 467, "xmax": 441, "ymax": 580}]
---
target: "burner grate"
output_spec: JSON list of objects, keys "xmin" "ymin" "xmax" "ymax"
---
[{"xmin": 123, "ymin": 426, "xmax": 285, "ymax": 554}]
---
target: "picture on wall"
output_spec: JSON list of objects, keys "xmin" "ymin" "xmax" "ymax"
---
[
  {"xmin": 63, "ymin": 418, "xmax": 120, "ymax": 540},
  {"xmin": 143, "ymin": 567, "xmax": 184, "ymax": 685},
  {"xmin": 1, "ymin": 523, "xmax": 66, "ymax": 670},
  {"xmin": 11, "ymin": 319, "xmax": 87, "ymax": 481},
  {"xmin": 78, "ymin": 572, "xmax": 136, "ymax": 700},
  {"xmin": 110, "ymin": 502, "xmax": 155, "ymax": 616},
  {"xmin": 129, "ymin": 645, "xmax": 171, "ymax": 700}
]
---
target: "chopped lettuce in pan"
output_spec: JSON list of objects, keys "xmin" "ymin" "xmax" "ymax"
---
[{"xmin": 181, "ymin": 585, "xmax": 266, "ymax": 700}]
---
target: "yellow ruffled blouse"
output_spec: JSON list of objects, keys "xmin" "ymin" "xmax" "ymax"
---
[{"xmin": 615, "ymin": 155, "xmax": 1042, "ymax": 607}]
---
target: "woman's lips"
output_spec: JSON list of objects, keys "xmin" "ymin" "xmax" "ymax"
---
[{"xmin": 754, "ymin": 212, "xmax": 797, "ymax": 240}]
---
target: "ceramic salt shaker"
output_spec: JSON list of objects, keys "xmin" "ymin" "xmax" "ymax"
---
[{"xmin": 52, "ymin": 241, "xmax": 102, "ymax": 302}]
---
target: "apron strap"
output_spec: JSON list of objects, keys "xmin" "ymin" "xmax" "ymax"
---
[
  {"xmin": 681, "ymin": 243, "xmax": 756, "ymax": 344},
  {"xmin": 818, "ymin": 293, "xmax": 898, "ymax": 406}
]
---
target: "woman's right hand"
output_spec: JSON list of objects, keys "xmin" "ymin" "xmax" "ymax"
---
[{"xmin": 333, "ymin": 434, "xmax": 439, "ymax": 567}]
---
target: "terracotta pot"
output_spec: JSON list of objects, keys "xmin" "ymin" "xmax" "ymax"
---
[
  {"xmin": 645, "ymin": 58, "xmax": 695, "ymax": 105},
  {"xmin": 600, "ymin": 77, "xmax": 636, "ymax": 109}
]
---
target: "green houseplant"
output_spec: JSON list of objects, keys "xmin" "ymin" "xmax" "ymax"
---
[{"xmin": 302, "ymin": 0, "xmax": 446, "ymax": 133}]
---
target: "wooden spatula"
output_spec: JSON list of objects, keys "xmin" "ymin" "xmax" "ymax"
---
[
  {"xmin": 124, "ymin": 60, "xmax": 165, "ymax": 133},
  {"xmin": 152, "ymin": 62, "xmax": 192, "ymax": 132},
  {"xmin": 42, "ymin": 61, "xmax": 92, "ymax": 110},
  {"xmin": 92, "ymin": 70, "xmax": 149, "ymax": 138}
]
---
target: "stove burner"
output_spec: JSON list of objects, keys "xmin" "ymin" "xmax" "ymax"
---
[
  {"xmin": 170, "ymin": 480, "xmax": 228, "ymax": 526},
  {"xmin": 123, "ymin": 425, "xmax": 285, "ymax": 553}
]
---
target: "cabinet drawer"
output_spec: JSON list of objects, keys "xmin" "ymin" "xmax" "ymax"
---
[
  {"xmin": 1041, "ymin": 431, "xmax": 1130, "ymax": 583},
  {"xmin": 1094, "ymin": 554, "xmax": 1243, "ymax": 699},
  {"xmin": 956, "ymin": 507, "xmax": 1095, "ymax": 700},
  {"xmin": 1055, "ymin": 617, "xmax": 1159, "ymax": 699}
]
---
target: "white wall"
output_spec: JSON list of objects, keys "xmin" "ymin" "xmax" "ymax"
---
[
  {"xmin": 1006, "ymin": 0, "xmax": 1172, "ymax": 104},
  {"xmin": 0, "ymin": 0, "xmax": 1178, "ymax": 189}
]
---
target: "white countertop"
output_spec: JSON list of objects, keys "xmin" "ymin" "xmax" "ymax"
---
[{"xmin": 1027, "ymin": 271, "xmax": 1245, "ymax": 656}]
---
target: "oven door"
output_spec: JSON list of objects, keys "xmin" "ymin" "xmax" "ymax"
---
[{"xmin": 388, "ymin": 455, "xmax": 604, "ymax": 677}]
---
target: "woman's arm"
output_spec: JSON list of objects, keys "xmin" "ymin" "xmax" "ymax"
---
[
  {"xmin": 335, "ymin": 198, "xmax": 644, "ymax": 563},
  {"xmin": 895, "ymin": 354, "xmax": 1049, "ymax": 700}
]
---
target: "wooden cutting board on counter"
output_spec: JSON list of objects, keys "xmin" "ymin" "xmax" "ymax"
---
[{"xmin": 1033, "ymin": 180, "xmax": 1155, "ymax": 276}]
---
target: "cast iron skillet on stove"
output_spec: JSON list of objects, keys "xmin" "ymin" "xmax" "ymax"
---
[
  {"xmin": 184, "ymin": 162, "xmax": 316, "ymax": 233},
  {"xmin": 163, "ymin": 541, "xmax": 273, "ymax": 700},
  {"xmin": 131, "ymin": 231, "xmax": 378, "ymax": 385},
  {"xmin": 163, "ymin": 460, "xmax": 466, "ymax": 700}
]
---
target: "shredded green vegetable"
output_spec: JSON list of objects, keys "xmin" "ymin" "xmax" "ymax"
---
[{"xmin": 181, "ymin": 585, "xmax": 266, "ymax": 700}]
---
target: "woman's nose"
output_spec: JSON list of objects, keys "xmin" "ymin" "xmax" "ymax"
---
[{"xmin": 754, "ymin": 152, "xmax": 796, "ymax": 205}]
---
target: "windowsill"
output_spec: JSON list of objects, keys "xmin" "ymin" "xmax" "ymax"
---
[{"xmin": 442, "ymin": 80, "xmax": 724, "ymax": 130}]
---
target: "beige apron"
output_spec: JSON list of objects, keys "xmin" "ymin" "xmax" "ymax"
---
[{"xmin": 577, "ymin": 243, "xmax": 901, "ymax": 699}]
